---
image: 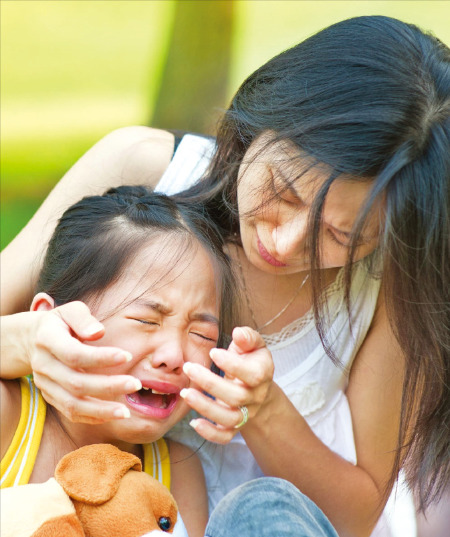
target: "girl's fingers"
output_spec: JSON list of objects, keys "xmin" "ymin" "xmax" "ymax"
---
[
  {"xmin": 34, "ymin": 375, "xmax": 132, "ymax": 423},
  {"xmin": 180, "ymin": 388, "xmax": 247, "ymax": 429}
]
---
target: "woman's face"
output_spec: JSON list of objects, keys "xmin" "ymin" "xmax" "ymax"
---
[
  {"xmin": 237, "ymin": 136, "xmax": 382, "ymax": 275},
  {"xmin": 86, "ymin": 237, "xmax": 220, "ymax": 444}
]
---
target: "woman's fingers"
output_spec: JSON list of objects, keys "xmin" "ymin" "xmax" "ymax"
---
[
  {"xmin": 183, "ymin": 362, "xmax": 249, "ymax": 406},
  {"xmin": 180, "ymin": 388, "xmax": 246, "ymax": 429},
  {"xmin": 34, "ymin": 374, "xmax": 133, "ymax": 423},
  {"xmin": 181, "ymin": 326, "xmax": 274, "ymax": 440},
  {"xmin": 228, "ymin": 326, "xmax": 266, "ymax": 354},
  {"xmin": 34, "ymin": 309, "xmax": 132, "ymax": 369},
  {"xmin": 188, "ymin": 418, "xmax": 239, "ymax": 445},
  {"xmin": 210, "ymin": 347, "xmax": 273, "ymax": 388},
  {"xmin": 34, "ymin": 357, "xmax": 141, "ymax": 399},
  {"xmin": 22, "ymin": 301, "xmax": 142, "ymax": 424},
  {"xmin": 54, "ymin": 300, "xmax": 105, "ymax": 341}
]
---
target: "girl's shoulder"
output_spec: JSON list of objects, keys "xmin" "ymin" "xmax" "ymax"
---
[
  {"xmin": 166, "ymin": 438, "xmax": 208, "ymax": 537},
  {"xmin": 0, "ymin": 379, "xmax": 21, "ymax": 460},
  {"xmin": 166, "ymin": 438, "xmax": 205, "ymax": 493}
]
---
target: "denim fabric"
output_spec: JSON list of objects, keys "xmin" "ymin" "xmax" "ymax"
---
[{"xmin": 205, "ymin": 477, "xmax": 339, "ymax": 537}]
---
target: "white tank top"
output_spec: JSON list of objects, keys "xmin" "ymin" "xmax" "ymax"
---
[{"xmin": 157, "ymin": 134, "xmax": 416, "ymax": 537}]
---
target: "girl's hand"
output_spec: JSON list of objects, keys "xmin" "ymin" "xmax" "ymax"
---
[
  {"xmin": 180, "ymin": 326, "xmax": 274, "ymax": 444},
  {"xmin": 27, "ymin": 302, "xmax": 140, "ymax": 424}
]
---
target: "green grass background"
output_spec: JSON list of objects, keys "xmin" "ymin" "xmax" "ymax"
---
[{"xmin": 2, "ymin": 0, "xmax": 449, "ymax": 248}]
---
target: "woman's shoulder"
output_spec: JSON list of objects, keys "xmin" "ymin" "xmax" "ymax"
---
[{"xmin": 154, "ymin": 132, "xmax": 216, "ymax": 195}]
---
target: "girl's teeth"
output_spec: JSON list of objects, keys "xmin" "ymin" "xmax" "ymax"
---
[{"xmin": 140, "ymin": 387, "xmax": 171, "ymax": 395}]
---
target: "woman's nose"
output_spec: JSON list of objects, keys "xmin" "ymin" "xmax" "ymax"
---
[
  {"xmin": 272, "ymin": 212, "xmax": 308, "ymax": 260},
  {"xmin": 150, "ymin": 338, "xmax": 185, "ymax": 373}
]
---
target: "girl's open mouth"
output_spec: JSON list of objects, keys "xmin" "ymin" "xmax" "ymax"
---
[{"xmin": 126, "ymin": 386, "xmax": 179, "ymax": 418}]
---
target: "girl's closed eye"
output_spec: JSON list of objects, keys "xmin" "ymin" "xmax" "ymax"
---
[
  {"xmin": 189, "ymin": 324, "xmax": 219, "ymax": 344},
  {"xmin": 191, "ymin": 332, "xmax": 217, "ymax": 343},
  {"xmin": 130, "ymin": 318, "xmax": 160, "ymax": 327}
]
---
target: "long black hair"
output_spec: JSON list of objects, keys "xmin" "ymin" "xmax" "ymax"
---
[
  {"xmin": 175, "ymin": 16, "xmax": 450, "ymax": 509},
  {"xmin": 36, "ymin": 185, "xmax": 236, "ymax": 347}
]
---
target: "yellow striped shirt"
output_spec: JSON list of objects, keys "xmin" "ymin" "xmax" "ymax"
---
[
  {"xmin": 1, "ymin": 378, "xmax": 46, "ymax": 487},
  {"xmin": 1, "ymin": 378, "xmax": 171, "ymax": 490}
]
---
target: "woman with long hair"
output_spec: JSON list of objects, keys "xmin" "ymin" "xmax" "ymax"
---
[{"xmin": 2, "ymin": 16, "xmax": 448, "ymax": 537}]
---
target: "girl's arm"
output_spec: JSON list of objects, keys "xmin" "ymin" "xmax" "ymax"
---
[
  {"xmin": 169, "ymin": 440, "xmax": 209, "ymax": 537},
  {"xmin": 182, "ymin": 296, "xmax": 407, "ymax": 537},
  {"xmin": 1, "ymin": 126, "xmax": 174, "ymax": 315}
]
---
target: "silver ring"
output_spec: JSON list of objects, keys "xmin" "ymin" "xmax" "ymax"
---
[{"xmin": 234, "ymin": 405, "xmax": 249, "ymax": 429}]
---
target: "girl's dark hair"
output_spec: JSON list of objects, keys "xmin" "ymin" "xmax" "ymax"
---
[
  {"xmin": 175, "ymin": 16, "xmax": 450, "ymax": 509},
  {"xmin": 36, "ymin": 185, "xmax": 235, "ymax": 347}
]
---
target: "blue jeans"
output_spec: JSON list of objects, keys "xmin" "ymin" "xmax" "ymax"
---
[{"xmin": 205, "ymin": 477, "xmax": 339, "ymax": 537}]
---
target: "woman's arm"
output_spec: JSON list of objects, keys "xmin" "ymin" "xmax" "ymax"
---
[
  {"xmin": 169, "ymin": 440, "xmax": 209, "ymax": 537},
  {"xmin": 182, "ymin": 296, "xmax": 407, "ymax": 537},
  {"xmin": 0, "ymin": 127, "xmax": 173, "ymax": 422},
  {"xmin": 1, "ymin": 126, "xmax": 174, "ymax": 315}
]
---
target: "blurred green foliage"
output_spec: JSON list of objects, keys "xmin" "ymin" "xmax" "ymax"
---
[{"xmin": 1, "ymin": 0, "xmax": 449, "ymax": 248}]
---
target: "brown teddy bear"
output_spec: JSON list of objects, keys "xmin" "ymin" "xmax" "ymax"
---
[{"xmin": 1, "ymin": 443, "xmax": 179, "ymax": 537}]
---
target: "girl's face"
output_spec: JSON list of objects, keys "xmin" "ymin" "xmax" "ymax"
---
[
  {"xmin": 237, "ymin": 136, "xmax": 382, "ymax": 275},
  {"xmin": 86, "ymin": 237, "xmax": 220, "ymax": 444}
]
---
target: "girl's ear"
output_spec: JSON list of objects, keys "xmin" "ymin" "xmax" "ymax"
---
[{"xmin": 30, "ymin": 292, "xmax": 56, "ymax": 312}]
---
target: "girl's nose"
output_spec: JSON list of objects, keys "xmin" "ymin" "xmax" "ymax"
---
[
  {"xmin": 150, "ymin": 338, "xmax": 185, "ymax": 373},
  {"xmin": 272, "ymin": 212, "xmax": 308, "ymax": 261}
]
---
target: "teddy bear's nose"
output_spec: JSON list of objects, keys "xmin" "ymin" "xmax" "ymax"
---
[{"xmin": 158, "ymin": 516, "xmax": 172, "ymax": 531}]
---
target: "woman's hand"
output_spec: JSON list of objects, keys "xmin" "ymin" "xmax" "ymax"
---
[
  {"xmin": 3, "ymin": 302, "xmax": 141, "ymax": 424},
  {"xmin": 180, "ymin": 326, "xmax": 274, "ymax": 443}
]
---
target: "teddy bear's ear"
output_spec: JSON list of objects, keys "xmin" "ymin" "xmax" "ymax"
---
[{"xmin": 55, "ymin": 444, "xmax": 142, "ymax": 505}]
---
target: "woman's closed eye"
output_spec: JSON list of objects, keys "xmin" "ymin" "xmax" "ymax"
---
[
  {"xmin": 327, "ymin": 229, "xmax": 350, "ymax": 248},
  {"xmin": 327, "ymin": 228, "xmax": 373, "ymax": 248},
  {"xmin": 270, "ymin": 176, "xmax": 301, "ymax": 205}
]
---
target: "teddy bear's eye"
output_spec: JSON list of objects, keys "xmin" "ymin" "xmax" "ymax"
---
[{"xmin": 158, "ymin": 516, "xmax": 172, "ymax": 531}]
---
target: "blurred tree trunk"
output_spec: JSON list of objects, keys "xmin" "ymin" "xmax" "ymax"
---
[{"xmin": 150, "ymin": 0, "xmax": 234, "ymax": 135}]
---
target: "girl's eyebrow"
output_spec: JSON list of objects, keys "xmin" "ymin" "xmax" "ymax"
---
[
  {"xmin": 134, "ymin": 299, "xmax": 219, "ymax": 326},
  {"xmin": 191, "ymin": 313, "xmax": 220, "ymax": 326},
  {"xmin": 134, "ymin": 299, "xmax": 171, "ymax": 315}
]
